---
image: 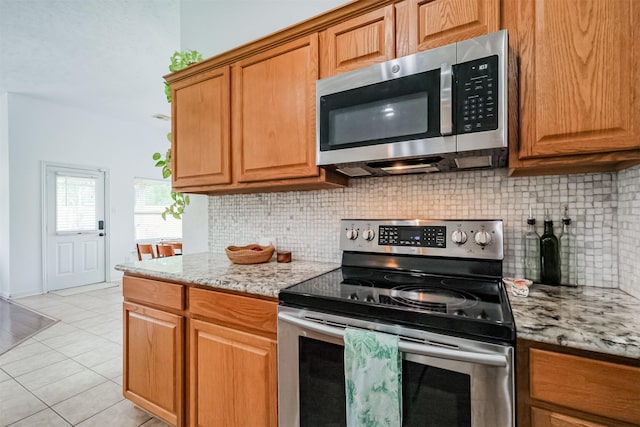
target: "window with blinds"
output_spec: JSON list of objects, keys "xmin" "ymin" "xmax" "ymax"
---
[
  {"xmin": 56, "ymin": 175, "xmax": 97, "ymax": 232},
  {"xmin": 134, "ymin": 178, "xmax": 182, "ymax": 241}
]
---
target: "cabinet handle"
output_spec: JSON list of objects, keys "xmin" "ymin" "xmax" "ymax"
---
[{"xmin": 278, "ymin": 312, "xmax": 508, "ymax": 367}]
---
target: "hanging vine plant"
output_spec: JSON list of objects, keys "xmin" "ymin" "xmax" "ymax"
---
[{"xmin": 153, "ymin": 50, "xmax": 203, "ymax": 220}]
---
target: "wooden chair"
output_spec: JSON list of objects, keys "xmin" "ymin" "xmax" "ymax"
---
[
  {"xmin": 136, "ymin": 244, "xmax": 156, "ymax": 261},
  {"xmin": 170, "ymin": 242, "xmax": 182, "ymax": 255},
  {"xmin": 156, "ymin": 244, "xmax": 175, "ymax": 258}
]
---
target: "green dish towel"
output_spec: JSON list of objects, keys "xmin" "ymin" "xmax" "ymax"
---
[{"xmin": 344, "ymin": 328, "xmax": 402, "ymax": 427}]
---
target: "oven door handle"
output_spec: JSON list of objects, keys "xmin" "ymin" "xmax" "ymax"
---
[{"xmin": 278, "ymin": 312, "xmax": 508, "ymax": 367}]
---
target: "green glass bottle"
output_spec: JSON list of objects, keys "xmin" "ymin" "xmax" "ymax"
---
[{"xmin": 540, "ymin": 209, "xmax": 560, "ymax": 285}]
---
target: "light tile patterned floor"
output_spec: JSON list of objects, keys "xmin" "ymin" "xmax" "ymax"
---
[{"xmin": 0, "ymin": 282, "xmax": 171, "ymax": 427}]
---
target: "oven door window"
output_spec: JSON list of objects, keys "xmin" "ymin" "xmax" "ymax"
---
[
  {"xmin": 319, "ymin": 69, "xmax": 441, "ymax": 152},
  {"xmin": 299, "ymin": 336, "xmax": 471, "ymax": 427}
]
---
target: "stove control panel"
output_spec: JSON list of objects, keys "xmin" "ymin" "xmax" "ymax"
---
[{"xmin": 341, "ymin": 219, "xmax": 503, "ymax": 260}]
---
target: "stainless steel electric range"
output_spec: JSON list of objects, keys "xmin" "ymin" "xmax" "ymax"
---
[{"xmin": 278, "ymin": 219, "xmax": 515, "ymax": 427}]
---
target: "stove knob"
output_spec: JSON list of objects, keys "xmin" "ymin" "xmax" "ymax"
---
[
  {"xmin": 364, "ymin": 294, "xmax": 375, "ymax": 303},
  {"xmin": 454, "ymin": 309, "xmax": 468, "ymax": 317},
  {"xmin": 346, "ymin": 228, "xmax": 358, "ymax": 240},
  {"xmin": 348, "ymin": 293, "xmax": 359, "ymax": 301},
  {"xmin": 451, "ymin": 228, "xmax": 468, "ymax": 244},
  {"xmin": 474, "ymin": 230, "xmax": 492, "ymax": 246},
  {"xmin": 362, "ymin": 228, "xmax": 376, "ymax": 241}
]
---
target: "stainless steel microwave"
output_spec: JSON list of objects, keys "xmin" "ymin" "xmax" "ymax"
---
[{"xmin": 316, "ymin": 30, "xmax": 508, "ymax": 177}]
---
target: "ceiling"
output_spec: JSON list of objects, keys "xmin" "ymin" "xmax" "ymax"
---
[{"xmin": 0, "ymin": 0, "xmax": 180, "ymax": 122}]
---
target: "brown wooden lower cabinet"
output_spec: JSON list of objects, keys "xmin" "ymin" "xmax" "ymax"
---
[
  {"xmin": 189, "ymin": 319, "xmax": 278, "ymax": 426},
  {"xmin": 517, "ymin": 339, "xmax": 640, "ymax": 427},
  {"xmin": 122, "ymin": 275, "xmax": 278, "ymax": 427},
  {"xmin": 123, "ymin": 301, "xmax": 184, "ymax": 426}
]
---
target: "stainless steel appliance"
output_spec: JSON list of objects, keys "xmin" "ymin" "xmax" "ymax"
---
[
  {"xmin": 278, "ymin": 219, "xmax": 515, "ymax": 426},
  {"xmin": 316, "ymin": 31, "xmax": 508, "ymax": 177}
]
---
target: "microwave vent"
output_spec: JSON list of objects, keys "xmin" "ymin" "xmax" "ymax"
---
[
  {"xmin": 454, "ymin": 156, "xmax": 493, "ymax": 170},
  {"xmin": 336, "ymin": 167, "xmax": 372, "ymax": 177}
]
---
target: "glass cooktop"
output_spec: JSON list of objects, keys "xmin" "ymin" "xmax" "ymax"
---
[{"xmin": 279, "ymin": 266, "xmax": 515, "ymax": 345}]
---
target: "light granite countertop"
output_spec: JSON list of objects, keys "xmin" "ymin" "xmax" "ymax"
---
[
  {"xmin": 116, "ymin": 253, "xmax": 640, "ymax": 359},
  {"xmin": 115, "ymin": 252, "xmax": 339, "ymax": 298},
  {"xmin": 508, "ymin": 284, "xmax": 640, "ymax": 360}
]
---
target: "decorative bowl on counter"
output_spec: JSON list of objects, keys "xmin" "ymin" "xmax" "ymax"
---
[{"xmin": 225, "ymin": 244, "xmax": 275, "ymax": 264}]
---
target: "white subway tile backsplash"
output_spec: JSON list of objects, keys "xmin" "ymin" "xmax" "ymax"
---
[{"xmin": 209, "ymin": 167, "xmax": 639, "ymax": 291}]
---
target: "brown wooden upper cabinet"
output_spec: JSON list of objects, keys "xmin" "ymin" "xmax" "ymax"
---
[
  {"xmin": 320, "ymin": 0, "xmax": 500, "ymax": 78},
  {"xmin": 171, "ymin": 66, "xmax": 231, "ymax": 190},
  {"xmin": 507, "ymin": 0, "xmax": 640, "ymax": 175},
  {"xmin": 233, "ymin": 35, "xmax": 320, "ymax": 183}
]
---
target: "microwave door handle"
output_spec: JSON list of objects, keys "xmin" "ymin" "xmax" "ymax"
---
[
  {"xmin": 278, "ymin": 312, "xmax": 507, "ymax": 367},
  {"xmin": 440, "ymin": 63, "xmax": 453, "ymax": 136}
]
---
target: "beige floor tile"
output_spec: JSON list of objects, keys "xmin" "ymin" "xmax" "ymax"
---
[
  {"xmin": 55, "ymin": 310, "xmax": 103, "ymax": 324},
  {"xmin": 54, "ymin": 336, "xmax": 113, "ymax": 358},
  {"xmin": 90, "ymin": 357, "xmax": 122, "ymax": 379},
  {"xmin": 112, "ymin": 375, "xmax": 123, "ymax": 386},
  {"xmin": 102, "ymin": 329, "xmax": 123, "ymax": 344},
  {"xmin": 31, "ymin": 322, "xmax": 81, "ymax": 342},
  {"xmin": 67, "ymin": 314, "xmax": 108, "ymax": 330},
  {"xmin": 140, "ymin": 417, "xmax": 173, "ymax": 427},
  {"xmin": 51, "ymin": 381, "xmax": 123, "ymax": 425},
  {"xmin": 0, "ymin": 341, "xmax": 50, "ymax": 366},
  {"xmin": 80, "ymin": 319, "xmax": 122, "ymax": 337},
  {"xmin": 15, "ymin": 358, "xmax": 86, "ymax": 391},
  {"xmin": 1, "ymin": 349, "xmax": 67, "ymax": 377},
  {"xmin": 32, "ymin": 369, "xmax": 107, "ymax": 407},
  {"xmin": 14, "ymin": 295, "xmax": 65, "ymax": 310},
  {"xmin": 0, "ymin": 369, "xmax": 10, "ymax": 383},
  {"xmin": 39, "ymin": 329, "xmax": 98, "ymax": 350},
  {"xmin": 75, "ymin": 399, "xmax": 151, "ymax": 427},
  {"xmin": 30, "ymin": 303, "xmax": 78, "ymax": 319},
  {"xmin": 72, "ymin": 343, "xmax": 121, "ymax": 368},
  {"xmin": 91, "ymin": 303, "xmax": 123, "ymax": 315},
  {"xmin": 0, "ymin": 378, "xmax": 47, "ymax": 426},
  {"xmin": 7, "ymin": 408, "xmax": 71, "ymax": 427}
]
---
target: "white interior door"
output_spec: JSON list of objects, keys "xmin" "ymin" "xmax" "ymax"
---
[{"xmin": 45, "ymin": 165, "xmax": 106, "ymax": 291}]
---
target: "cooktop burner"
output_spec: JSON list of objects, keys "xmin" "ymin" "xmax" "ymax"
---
[{"xmin": 387, "ymin": 285, "xmax": 478, "ymax": 312}]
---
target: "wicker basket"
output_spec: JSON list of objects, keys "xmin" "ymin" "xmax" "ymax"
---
[{"xmin": 225, "ymin": 244, "xmax": 275, "ymax": 264}]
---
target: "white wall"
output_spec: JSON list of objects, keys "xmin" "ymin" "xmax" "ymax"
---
[
  {"xmin": 0, "ymin": 93, "xmax": 9, "ymax": 297},
  {"xmin": 6, "ymin": 93, "xmax": 168, "ymax": 297},
  {"xmin": 177, "ymin": 0, "xmax": 352, "ymax": 252},
  {"xmin": 180, "ymin": 0, "xmax": 352, "ymax": 58}
]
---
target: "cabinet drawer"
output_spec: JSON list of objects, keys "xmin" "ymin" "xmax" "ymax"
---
[
  {"xmin": 123, "ymin": 276, "xmax": 184, "ymax": 310},
  {"xmin": 530, "ymin": 349, "xmax": 640, "ymax": 424},
  {"xmin": 189, "ymin": 287, "xmax": 277, "ymax": 335}
]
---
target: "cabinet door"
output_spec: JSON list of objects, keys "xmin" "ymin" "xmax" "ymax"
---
[
  {"xmin": 514, "ymin": 0, "xmax": 640, "ymax": 160},
  {"xmin": 233, "ymin": 35, "xmax": 319, "ymax": 183},
  {"xmin": 171, "ymin": 66, "xmax": 231, "ymax": 189},
  {"xmin": 531, "ymin": 407, "xmax": 609, "ymax": 427},
  {"xmin": 189, "ymin": 319, "xmax": 277, "ymax": 427},
  {"xmin": 319, "ymin": 5, "xmax": 396, "ymax": 78},
  {"xmin": 402, "ymin": 0, "xmax": 500, "ymax": 53},
  {"xmin": 123, "ymin": 302, "xmax": 184, "ymax": 426}
]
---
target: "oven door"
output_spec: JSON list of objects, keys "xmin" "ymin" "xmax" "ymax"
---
[
  {"xmin": 278, "ymin": 306, "xmax": 514, "ymax": 427},
  {"xmin": 316, "ymin": 43, "xmax": 457, "ymax": 166}
]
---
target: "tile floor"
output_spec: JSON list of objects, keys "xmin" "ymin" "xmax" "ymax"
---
[{"xmin": 0, "ymin": 282, "xmax": 171, "ymax": 427}]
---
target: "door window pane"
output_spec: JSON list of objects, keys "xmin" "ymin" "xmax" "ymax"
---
[{"xmin": 56, "ymin": 175, "xmax": 96, "ymax": 232}]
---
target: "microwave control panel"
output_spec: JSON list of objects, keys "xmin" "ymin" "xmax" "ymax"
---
[{"xmin": 455, "ymin": 55, "xmax": 499, "ymax": 134}]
